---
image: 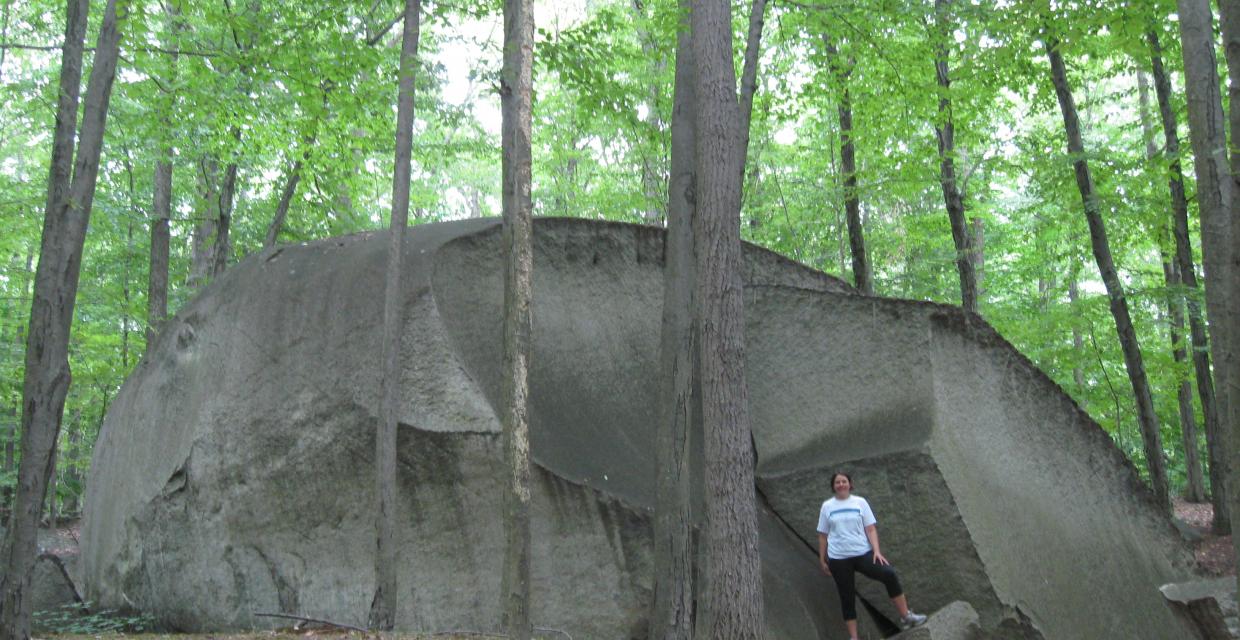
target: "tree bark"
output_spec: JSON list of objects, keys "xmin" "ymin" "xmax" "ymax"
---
[
  {"xmin": 1149, "ymin": 29, "xmax": 1223, "ymax": 514},
  {"xmin": 972, "ymin": 217, "xmax": 984, "ymax": 299},
  {"xmin": 932, "ymin": 0, "xmax": 977, "ymax": 313},
  {"xmin": 1210, "ymin": 0, "xmax": 1240, "ymax": 588},
  {"xmin": 629, "ymin": 0, "xmax": 667, "ymax": 223},
  {"xmin": 1166, "ymin": 252, "xmax": 1210, "ymax": 502},
  {"xmin": 1068, "ymin": 273, "xmax": 1087, "ymax": 406},
  {"xmin": 500, "ymin": 0, "xmax": 534, "ymax": 633},
  {"xmin": 692, "ymin": 0, "xmax": 765, "ymax": 637},
  {"xmin": 190, "ymin": 159, "xmax": 218, "ymax": 287},
  {"xmin": 264, "ymin": 160, "xmax": 303, "ymax": 249},
  {"xmin": 0, "ymin": 0, "xmax": 121, "ymax": 637},
  {"xmin": 367, "ymin": 0, "xmax": 421, "ymax": 631},
  {"xmin": 1140, "ymin": 68, "xmax": 1208, "ymax": 502},
  {"xmin": 64, "ymin": 420, "xmax": 81, "ymax": 516},
  {"xmin": 148, "ymin": 1, "xmax": 180, "ymax": 342},
  {"xmin": 1044, "ymin": 36, "xmax": 1169, "ymax": 510},
  {"xmin": 736, "ymin": 0, "xmax": 767, "ymax": 182},
  {"xmin": 212, "ymin": 131, "xmax": 241, "ymax": 277},
  {"xmin": 1176, "ymin": 0, "xmax": 1234, "ymax": 532},
  {"xmin": 823, "ymin": 36, "xmax": 871, "ymax": 295},
  {"xmin": 650, "ymin": 0, "xmax": 696, "ymax": 637}
]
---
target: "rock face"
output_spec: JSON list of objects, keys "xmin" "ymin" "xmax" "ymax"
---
[
  {"xmin": 82, "ymin": 218, "xmax": 1195, "ymax": 638},
  {"xmin": 890, "ymin": 601, "xmax": 980, "ymax": 640}
]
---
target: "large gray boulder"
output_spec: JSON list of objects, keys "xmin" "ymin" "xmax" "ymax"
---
[{"xmin": 82, "ymin": 218, "xmax": 1195, "ymax": 638}]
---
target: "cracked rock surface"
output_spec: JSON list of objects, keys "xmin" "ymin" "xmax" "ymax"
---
[{"xmin": 83, "ymin": 218, "xmax": 1195, "ymax": 638}]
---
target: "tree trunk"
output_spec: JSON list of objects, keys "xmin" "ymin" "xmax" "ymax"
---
[
  {"xmin": 0, "ymin": 0, "xmax": 9, "ymax": 85},
  {"xmin": 64, "ymin": 420, "xmax": 81, "ymax": 516},
  {"xmin": 692, "ymin": 0, "xmax": 765, "ymax": 637},
  {"xmin": 190, "ymin": 159, "xmax": 218, "ymax": 287},
  {"xmin": 500, "ymin": 0, "xmax": 534, "ymax": 633},
  {"xmin": 629, "ymin": 0, "xmax": 667, "ymax": 223},
  {"xmin": 148, "ymin": 1, "xmax": 180, "ymax": 342},
  {"xmin": 736, "ymin": 0, "xmax": 767, "ymax": 182},
  {"xmin": 823, "ymin": 36, "xmax": 871, "ymax": 295},
  {"xmin": 122, "ymin": 219, "xmax": 132, "ymax": 368},
  {"xmin": 1068, "ymin": 274, "xmax": 1087, "ymax": 406},
  {"xmin": 45, "ymin": 444, "xmax": 57, "ymax": 533},
  {"xmin": 1176, "ymin": 0, "xmax": 1234, "ymax": 533},
  {"xmin": 650, "ymin": 0, "xmax": 696, "ymax": 637},
  {"xmin": 1168, "ymin": 254, "xmax": 1210, "ymax": 502},
  {"xmin": 932, "ymin": 0, "xmax": 977, "ymax": 313},
  {"xmin": 213, "ymin": 132, "xmax": 241, "ymax": 277},
  {"xmin": 1210, "ymin": 0, "xmax": 1240, "ymax": 587},
  {"xmin": 1044, "ymin": 36, "xmax": 1169, "ymax": 509},
  {"xmin": 264, "ymin": 160, "xmax": 303, "ymax": 249},
  {"xmin": 0, "ymin": 0, "xmax": 121, "ymax": 637},
  {"xmin": 1140, "ymin": 68, "xmax": 1209, "ymax": 502},
  {"xmin": 368, "ymin": 0, "xmax": 421, "ymax": 631},
  {"xmin": 972, "ymin": 217, "xmax": 984, "ymax": 299}
]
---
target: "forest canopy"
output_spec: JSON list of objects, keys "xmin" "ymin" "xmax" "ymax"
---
[{"xmin": 0, "ymin": 0, "xmax": 1221, "ymax": 511}]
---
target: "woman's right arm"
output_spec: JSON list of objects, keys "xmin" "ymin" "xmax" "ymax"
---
[{"xmin": 818, "ymin": 533, "xmax": 831, "ymax": 575}]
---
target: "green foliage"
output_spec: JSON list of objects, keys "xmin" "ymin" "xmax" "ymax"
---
[
  {"xmin": 35, "ymin": 603, "xmax": 156, "ymax": 634},
  {"xmin": 0, "ymin": 0, "xmax": 1225, "ymax": 502}
]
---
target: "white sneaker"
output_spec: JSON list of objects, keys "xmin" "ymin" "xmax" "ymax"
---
[{"xmin": 901, "ymin": 611, "xmax": 927, "ymax": 629}]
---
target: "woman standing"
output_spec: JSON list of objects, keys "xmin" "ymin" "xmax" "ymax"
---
[{"xmin": 817, "ymin": 472, "xmax": 926, "ymax": 639}]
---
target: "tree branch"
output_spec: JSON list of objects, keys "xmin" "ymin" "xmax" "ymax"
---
[
  {"xmin": 367, "ymin": 9, "xmax": 407, "ymax": 46},
  {"xmin": 252, "ymin": 612, "xmax": 367, "ymax": 633},
  {"xmin": 1, "ymin": 41, "xmax": 220, "ymax": 57}
]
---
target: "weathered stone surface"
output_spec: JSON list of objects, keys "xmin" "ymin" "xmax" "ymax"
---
[
  {"xmin": 891, "ymin": 601, "xmax": 980, "ymax": 640},
  {"xmin": 1161, "ymin": 577, "xmax": 1239, "ymax": 639},
  {"xmin": 82, "ymin": 218, "xmax": 1195, "ymax": 638},
  {"xmin": 30, "ymin": 554, "xmax": 83, "ymax": 632}
]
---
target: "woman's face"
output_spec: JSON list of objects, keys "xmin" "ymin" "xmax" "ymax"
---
[{"xmin": 832, "ymin": 474, "xmax": 851, "ymax": 497}]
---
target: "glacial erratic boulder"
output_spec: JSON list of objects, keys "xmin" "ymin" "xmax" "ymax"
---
[{"xmin": 83, "ymin": 218, "xmax": 1195, "ymax": 638}]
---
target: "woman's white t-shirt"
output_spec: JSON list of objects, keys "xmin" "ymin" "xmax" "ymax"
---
[{"xmin": 816, "ymin": 495, "xmax": 877, "ymax": 559}]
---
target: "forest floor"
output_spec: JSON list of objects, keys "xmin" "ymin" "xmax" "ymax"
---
[
  {"xmin": 1175, "ymin": 497, "xmax": 1235, "ymax": 576},
  {"xmin": 51, "ymin": 634, "xmax": 511, "ymax": 640}
]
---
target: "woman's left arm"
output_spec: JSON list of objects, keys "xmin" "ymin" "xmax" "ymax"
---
[{"xmin": 865, "ymin": 524, "xmax": 889, "ymax": 565}]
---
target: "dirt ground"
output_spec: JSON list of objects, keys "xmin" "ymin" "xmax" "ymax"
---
[
  {"xmin": 51, "ymin": 634, "xmax": 512, "ymax": 640},
  {"xmin": 1174, "ymin": 497, "xmax": 1236, "ymax": 577}
]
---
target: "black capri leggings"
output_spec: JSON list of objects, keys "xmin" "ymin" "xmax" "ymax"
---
[{"xmin": 827, "ymin": 551, "xmax": 904, "ymax": 621}]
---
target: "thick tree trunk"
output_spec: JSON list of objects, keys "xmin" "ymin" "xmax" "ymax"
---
[
  {"xmin": 0, "ymin": 0, "xmax": 121, "ymax": 637},
  {"xmin": 1211, "ymin": 0, "xmax": 1240, "ymax": 587},
  {"xmin": 650, "ymin": 0, "xmax": 696, "ymax": 637},
  {"xmin": 500, "ymin": 0, "xmax": 534, "ymax": 633},
  {"xmin": 368, "ymin": 0, "xmax": 421, "ymax": 631},
  {"xmin": 1044, "ymin": 37, "xmax": 1169, "ymax": 509},
  {"xmin": 1140, "ymin": 69, "xmax": 1209, "ymax": 502},
  {"xmin": 736, "ymin": 0, "xmax": 767, "ymax": 181},
  {"xmin": 932, "ymin": 0, "xmax": 977, "ymax": 313},
  {"xmin": 1176, "ymin": 0, "xmax": 1234, "ymax": 533},
  {"xmin": 823, "ymin": 36, "xmax": 871, "ymax": 295},
  {"xmin": 692, "ymin": 0, "xmax": 765, "ymax": 637}
]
